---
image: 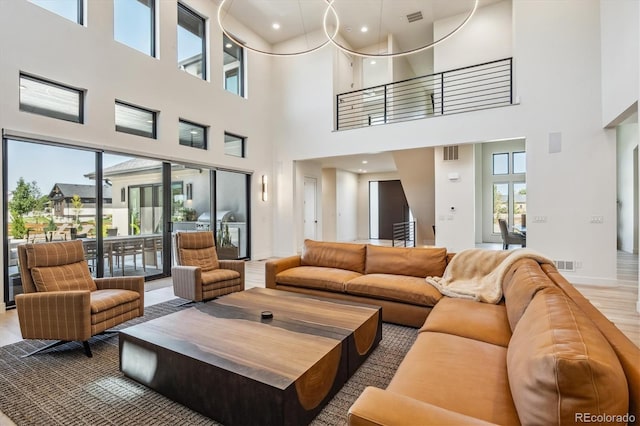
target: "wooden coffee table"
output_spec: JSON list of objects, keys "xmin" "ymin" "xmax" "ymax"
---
[{"xmin": 119, "ymin": 287, "xmax": 382, "ymax": 425}]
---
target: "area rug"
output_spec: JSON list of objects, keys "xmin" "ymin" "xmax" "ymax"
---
[{"xmin": 0, "ymin": 299, "xmax": 418, "ymax": 426}]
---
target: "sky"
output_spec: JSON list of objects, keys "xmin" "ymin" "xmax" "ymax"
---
[{"xmin": 6, "ymin": 140, "xmax": 129, "ymax": 195}]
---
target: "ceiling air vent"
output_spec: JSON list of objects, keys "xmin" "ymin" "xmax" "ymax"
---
[
  {"xmin": 443, "ymin": 145, "xmax": 459, "ymax": 161},
  {"xmin": 406, "ymin": 11, "xmax": 423, "ymax": 23}
]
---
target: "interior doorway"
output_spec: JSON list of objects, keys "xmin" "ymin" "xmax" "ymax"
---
[
  {"xmin": 616, "ymin": 122, "xmax": 639, "ymax": 254},
  {"xmin": 369, "ymin": 180, "xmax": 409, "ymax": 240}
]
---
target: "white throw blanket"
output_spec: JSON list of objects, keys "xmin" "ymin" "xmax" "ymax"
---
[{"xmin": 425, "ymin": 248, "xmax": 555, "ymax": 304}]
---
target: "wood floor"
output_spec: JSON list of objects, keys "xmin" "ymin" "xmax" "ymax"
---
[{"xmin": 0, "ymin": 251, "xmax": 638, "ymax": 348}]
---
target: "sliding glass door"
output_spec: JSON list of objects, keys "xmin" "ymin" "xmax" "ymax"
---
[
  {"xmin": 101, "ymin": 154, "xmax": 165, "ymax": 278},
  {"xmin": 3, "ymin": 139, "xmax": 96, "ymax": 305},
  {"xmin": 3, "ymin": 137, "xmax": 252, "ymax": 307},
  {"xmin": 215, "ymin": 170, "xmax": 249, "ymax": 259}
]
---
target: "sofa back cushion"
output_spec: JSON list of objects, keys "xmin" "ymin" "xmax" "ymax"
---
[
  {"xmin": 301, "ymin": 239, "xmax": 366, "ymax": 274},
  {"xmin": 365, "ymin": 245, "xmax": 447, "ymax": 277},
  {"xmin": 507, "ymin": 288, "xmax": 628, "ymax": 425},
  {"xmin": 502, "ymin": 258, "xmax": 555, "ymax": 331},
  {"xmin": 31, "ymin": 260, "xmax": 97, "ymax": 292}
]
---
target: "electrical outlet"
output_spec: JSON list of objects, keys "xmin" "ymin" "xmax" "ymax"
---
[
  {"xmin": 533, "ymin": 216, "xmax": 547, "ymax": 223},
  {"xmin": 590, "ymin": 216, "xmax": 604, "ymax": 224}
]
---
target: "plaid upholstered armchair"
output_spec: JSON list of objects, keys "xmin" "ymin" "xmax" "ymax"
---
[
  {"xmin": 16, "ymin": 240, "xmax": 144, "ymax": 357},
  {"xmin": 172, "ymin": 231, "xmax": 244, "ymax": 302}
]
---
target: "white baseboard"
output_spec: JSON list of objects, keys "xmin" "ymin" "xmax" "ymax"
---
[
  {"xmin": 0, "ymin": 302, "xmax": 5, "ymax": 314},
  {"xmin": 637, "ymin": 300, "xmax": 640, "ymax": 314},
  {"xmin": 566, "ymin": 275, "xmax": 621, "ymax": 286}
]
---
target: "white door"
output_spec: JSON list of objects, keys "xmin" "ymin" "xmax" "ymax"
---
[{"xmin": 304, "ymin": 177, "xmax": 317, "ymax": 240}]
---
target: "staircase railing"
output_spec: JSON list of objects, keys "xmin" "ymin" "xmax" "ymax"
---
[
  {"xmin": 336, "ymin": 57, "xmax": 513, "ymax": 131},
  {"xmin": 392, "ymin": 221, "xmax": 415, "ymax": 247}
]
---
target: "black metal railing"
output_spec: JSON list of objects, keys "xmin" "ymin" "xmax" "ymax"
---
[
  {"xmin": 336, "ymin": 58, "xmax": 513, "ymax": 131},
  {"xmin": 392, "ymin": 221, "xmax": 415, "ymax": 247}
]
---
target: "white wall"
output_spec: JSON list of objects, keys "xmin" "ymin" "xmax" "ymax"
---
[
  {"xmin": 271, "ymin": 0, "xmax": 621, "ymax": 285},
  {"xmin": 600, "ymin": 0, "xmax": 639, "ymax": 127},
  {"xmin": 322, "ymin": 168, "xmax": 337, "ymax": 242},
  {"xmin": 336, "ymin": 170, "xmax": 358, "ymax": 241},
  {"xmin": 434, "ymin": 144, "xmax": 476, "ymax": 252},
  {"xmin": 0, "ymin": 0, "xmax": 276, "ymax": 306},
  {"xmin": 617, "ymin": 123, "xmax": 639, "ymax": 253},
  {"xmin": 433, "ymin": 0, "xmax": 512, "ymax": 72}
]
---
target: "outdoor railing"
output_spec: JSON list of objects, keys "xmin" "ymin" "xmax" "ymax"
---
[
  {"xmin": 336, "ymin": 58, "xmax": 513, "ymax": 131},
  {"xmin": 392, "ymin": 221, "xmax": 415, "ymax": 248}
]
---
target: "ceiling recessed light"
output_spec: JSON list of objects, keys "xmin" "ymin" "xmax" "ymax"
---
[
  {"xmin": 272, "ymin": 23, "xmax": 281, "ymax": 30},
  {"xmin": 362, "ymin": 170, "xmax": 368, "ymax": 173},
  {"xmin": 370, "ymin": 60, "xmax": 376, "ymax": 65},
  {"xmin": 360, "ymin": 26, "xmax": 368, "ymax": 33},
  {"xmin": 225, "ymin": 43, "xmax": 233, "ymax": 48},
  {"xmin": 362, "ymin": 160, "xmax": 368, "ymax": 164}
]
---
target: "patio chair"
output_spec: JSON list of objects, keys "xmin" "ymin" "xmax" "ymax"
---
[
  {"xmin": 172, "ymin": 231, "xmax": 244, "ymax": 303},
  {"xmin": 16, "ymin": 240, "xmax": 144, "ymax": 357},
  {"xmin": 498, "ymin": 219, "xmax": 526, "ymax": 250}
]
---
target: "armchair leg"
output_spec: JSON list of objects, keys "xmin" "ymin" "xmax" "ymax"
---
[
  {"xmin": 22, "ymin": 340, "xmax": 69, "ymax": 358},
  {"xmin": 22, "ymin": 340, "xmax": 94, "ymax": 358},
  {"xmin": 82, "ymin": 341, "xmax": 93, "ymax": 358}
]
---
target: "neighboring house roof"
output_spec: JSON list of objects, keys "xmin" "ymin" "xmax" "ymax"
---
[
  {"xmin": 49, "ymin": 183, "xmax": 113, "ymax": 200},
  {"xmin": 85, "ymin": 158, "xmax": 163, "ymax": 179}
]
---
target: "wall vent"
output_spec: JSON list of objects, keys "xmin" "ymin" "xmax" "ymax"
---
[
  {"xmin": 554, "ymin": 260, "xmax": 575, "ymax": 272},
  {"xmin": 407, "ymin": 11, "xmax": 423, "ymax": 23},
  {"xmin": 443, "ymin": 145, "xmax": 459, "ymax": 161}
]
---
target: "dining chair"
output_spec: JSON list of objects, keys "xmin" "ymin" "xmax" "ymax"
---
[{"xmin": 498, "ymin": 218, "xmax": 526, "ymax": 250}]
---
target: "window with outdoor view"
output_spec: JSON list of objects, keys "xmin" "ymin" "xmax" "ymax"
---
[{"xmin": 177, "ymin": 3, "xmax": 206, "ymax": 79}]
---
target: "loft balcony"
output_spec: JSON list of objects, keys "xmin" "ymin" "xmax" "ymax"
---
[{"xmin": 336, "ymin": 58, "xmax": 513, "ymax": 131}]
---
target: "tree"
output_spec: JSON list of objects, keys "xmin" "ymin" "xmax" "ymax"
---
[
  {"xmin": 8, "ymin": 178, "xmax": 41, "ymax": 238},
  {"xmin": 71, "ymin": 194, "xmax": 83, "ymax": 230}
]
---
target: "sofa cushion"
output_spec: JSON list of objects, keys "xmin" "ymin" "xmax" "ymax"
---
[
  {"xmin": 507, "ymin": 288, "xmax": 629, "ymax": 425},
  {"xmin": 420, "ymin": 297, "xmax": 511, "ymax": 347},
  {"xmin": 179, "ymin": 246, "xmax": 219, "ymax": 271},
  {"xmin": 301, "ymin": 239, "xmax": 366, "ymax": 274},
  {"xmin": 276, "ymin": 266, "xmax": 361, "ymax": 292},
  {"xmin": 31, "ymin": 260, "xmax": 98, "ymax": 292},
  {"xmin": 502, "ymin": 258, "xmax": 555, "ymax": 331},
  {"xmin": 365, "ymin": 245, "xmax": 448, "ymax": 278},
  {"xmin": 345, "ymin": 274, "xmax": 442, "ymax": 307},
  {"xmin": 388, "ymin": 331, "xmax": 521, "ymax": 425}
]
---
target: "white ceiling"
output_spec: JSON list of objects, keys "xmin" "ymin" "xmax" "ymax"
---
[
  {"xmin": 308, "ymin": 151, "xmax": 397, "ymax": 174},
  {"xmin": 217, "ymin": 0, "xmax": 501, "ymax": 53}
]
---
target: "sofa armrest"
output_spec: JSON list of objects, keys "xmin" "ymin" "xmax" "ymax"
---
[
  {"xmin": 219, "ymin": 260, "xmax": 245, "ymax": 291},
  {"xmin": 94, "ymin": 276, "xmax": 145, "ymax": 314},
  {"xmin": 172, "ymin": 265, "xmax": 202, "ymax": 301},
  {"xmin": 265, "ymin": 256, "xmax": 301, "ymax": 289},
  {"xmin": 348, "ymin": 387, "xmax": 497, "ymax": 426},
  {"xmin": 15, "ymin": 291, "xmax": 92, "ymax": 341}
]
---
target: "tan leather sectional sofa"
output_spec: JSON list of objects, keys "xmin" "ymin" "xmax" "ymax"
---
[{"xmin": 266, "ymin": 239, "xmax": 640, "ymax": 425}]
